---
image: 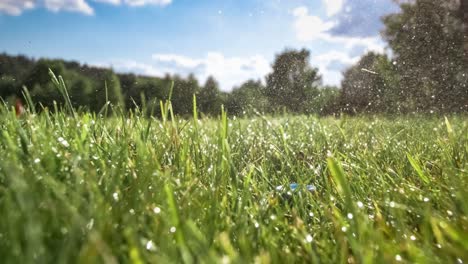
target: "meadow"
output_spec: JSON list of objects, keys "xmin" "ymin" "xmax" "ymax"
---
[{"xmin": 0, "ymin": 93, "xmax": 467, "ymax": 263}]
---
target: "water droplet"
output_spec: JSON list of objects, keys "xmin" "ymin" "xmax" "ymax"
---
[
  {"xmin": 146, "ymin": 240, "xmax": 156, "ymax": 251},
  {"xmin": 357, "ymin": 201, "xmax": 364, "ymax": 208},
  {"xmin": 395, "ymin": 254, "xmax": 402, "ymax": 261},
  {"xmin": 170, "ymin": 226, "xmax": 176, "ymax": 233},
  {"xmin": 410, "ymin": 235, "xmax": 416, "ymax": 241},
  {"xmin": 34, "ymin": 158, "xmax": 41, "ymax": 164},
  {"xmin": 153, "ymin": 207, "xmax": 161, "ymax": 214},
  {"xmin": 254, "ymin": 222, "xmax": 259, "ymax": 228},
  {"xmin": 423, "ymin": 197, "xmax": 430, "ymax": 202},
  {"xmin": 306, "ymin": 234, "xmax": 313, "ymax": 243},
  {"xmin": 347, "ymin": 213, "xmax": 353, "ymax": 220},
  {"xmin": 112, "ymin": 192, "xmax": 119, "ymax": 201},
  {"xmin": 86, "ymin": 218, "xmax": 94, "ymax": 230},
  {"xmin": 341, "ymin": 226, "xmax": 347, "ymax": 232}
]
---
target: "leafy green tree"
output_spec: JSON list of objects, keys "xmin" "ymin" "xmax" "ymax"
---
[
  {"xmin": 172, "ymin": 74, "xmax": 200, "ymax": 116},
  {"xmin": 265, "ymin": 49, "xmax": 321, "ymax": 113},
  {"xmin": 199, "ymin": 76, "xmax": 222, "ymax": 116},
  {"xmin": 340, "ymin": 52, "xmax": 400, "ymax": 114},
  {"xmin": 25, "ymin": 60, "xmax": 67, "ymax": 109},
  {"xmin": 382, "ymin": 0, "xmax": 467, "ymax": 112},
  {"xmin": 68, "ymin": 73, "xmax": 93, "ymax": 108},
  {"xmin": 0, "ymin": 76, "xmax": 18, "ymax": 99},
  {"xmin": 226, "ymin": 80, "xmax": 267, "ymax": 116},
  {"xmin": 310, "ymin": 86, "xmax": 341, "ymax": 116},
  {"xmin": 90, "ymin": 70, "xmax": 124, "ymax": 113}
]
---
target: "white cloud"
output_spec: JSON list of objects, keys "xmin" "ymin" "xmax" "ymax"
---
[
  {"xmin": 0, "ymin": 0, "xmax": 35, "ymax": 15},
  {"xmin": 99, "ymin": 53, "xmax": 271, "ymax": 91},
  {"xmin": 44, "ymin": 0, "xmax": 94, "ymax": 15},
  {"xmin": 292, "ymin": 5, "xmax": 387, "ymax": 86},
  {"xmin": 292, "ymin": 5, "xmax": 385, "ymax": 52},
  {"xmin": 324, "ymin": 0, "xmax": 344, "ymax": 17},
  {"xmin": 92, "ymin": 0, "xmax": 172, "ymax": 7},
  {"xmin": 92, "ymin": 0, "xmax": 120, "ymax": 5},
  {"xmin": 0, "ymin": 0, "xmax": 172, "ymax": 15},
  {"xmin": 152, "ymin": 52, "xmax": 271, "ymax": 91},
  {"xmin": 312, "ymin": 51, "xmax": 360, "ymax": 86},
  {"xmin": 153, "ymin": 54, "xmax": 202, "ymax": 68},
  {"xmin": 292, "ymin": 6, "xmax": 335, "ymax": 42},
  {"xmin": 123, "ymin": 0, "xmax": 172, "ymax": 7}
]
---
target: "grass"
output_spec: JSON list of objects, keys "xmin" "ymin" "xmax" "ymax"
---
[{"xmin": 0, "ymin": 78, "xmax": 467, "ymax": 263}]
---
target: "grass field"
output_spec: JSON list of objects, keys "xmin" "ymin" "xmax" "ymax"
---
[{"xmin": 0, "ymin": 97, "xmax": 467, "ymax": 263}]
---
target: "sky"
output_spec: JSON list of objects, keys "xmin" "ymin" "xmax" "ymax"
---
[{"xmin": 0, "ymin": 0, "xmax": 398, "ymax": 91}]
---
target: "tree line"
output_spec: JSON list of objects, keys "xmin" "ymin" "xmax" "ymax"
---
[{"xmin": 0, "ymin": 0, "xmax": 467, "ymax": 116}]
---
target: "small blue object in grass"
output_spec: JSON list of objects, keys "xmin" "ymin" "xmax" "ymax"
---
[{"xmin": 275, "ymin": 183, "xmax": 316, "ymax": 193}]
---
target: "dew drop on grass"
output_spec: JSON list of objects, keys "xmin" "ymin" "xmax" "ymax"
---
[
  {"xmin": 153, "ymin": 207, "xmax": 161, "ymax": 214},
  {"xmin": 447, "ymin": 210, "xmax": 453, "ymax": 216},
  {"xmin": 86, "ymin": 218, "xmax": 94, "ymax": 230},
  {"xmin": 457, "ymin": 258, "xmax": 463, "ymax": 264},
  {"xmin": 423, "ymin": 197, "xmax": 430, "ymax": 202},
  {"xmin": 146, "ymin": 240, "xmax": 156, "ymax": 251},
  {"xmin": 112, "ymin": 192, "xmax": 119, "ymax": 201},
  {"xmin": 395, "ymin": 254, "xmax": 402, "ymax": 261},
  {"xmin": 357, "ymin": 201, "xmax": 364, "ymax": 208},
  {"xmin": 34, "ymin": 158, "xmax": 41, "ymax": 164},
  {"xmin": 306, "ymin": 234, "xmax": 313, "ymax": 243},
  {"xmin": 347, "ymin": 213, "xmax": 353, "ymax": 220},
  {"xmin": 170, "ymin": 227, "xmax": 176, "ymax": 233},
  {"xmin": 254, "ymin": 222, "xmax": 259, "ymax": 228},
  {"xmin": 410, "ymin": 235, "xmax": 416, "ymax": 241},
  {"xmin": 341, "ymin": 226, "xmax": 347, "ymax": 232}
]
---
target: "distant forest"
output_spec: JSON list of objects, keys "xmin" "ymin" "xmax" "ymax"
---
[{"xmin": 1, "ymin": 0, "xmax": 467, "ymax": 116}]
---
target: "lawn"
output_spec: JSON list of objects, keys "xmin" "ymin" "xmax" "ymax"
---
[{"xmin": 0, "ymin": 102, "xmax": 467, "ymax": 263}]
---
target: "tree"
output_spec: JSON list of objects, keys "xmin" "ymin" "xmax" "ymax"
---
[
  {"xmin": 225, "ymin": 80, "xmax": 267, "ymax": 116},
  {"xmin": 310, "ymin": 86, "xmax": 341, "ymax": 116},
  {"xmin": 462, "ymin": 0, "xmax": 468, "ymax": 63},
  {"xmin": 68, "ymin": 73, "xmax": 93, "ymax": 108},
  {"xmin": 170, "ymin": 74, "xmax": 200, "ymax": 116},
  {"xmin": 199, "ymin": 76, "xmax": 222, "ymax": 116},
  {"xmin": 90, "ymin": 70, "xmax": 125, "ymax": 113},
  {"xmin": 25, "ymin": 60, "xmax": 67, "ymax": 109},
  {"xmin": 340, "ymin": 52, "xmax": 400, "ymax": 114},
  {"xmin": 382, "ymin": 0, "xmax": 467, "ymax": 112},
  {"xmin": 265, "ymin": 49, "xmax": 321, "ymax": 113}
]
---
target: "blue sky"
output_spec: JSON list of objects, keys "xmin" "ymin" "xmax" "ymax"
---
[{"xmin": 0, "ymin": 0, "xmax": 398, "ymax": 91}]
